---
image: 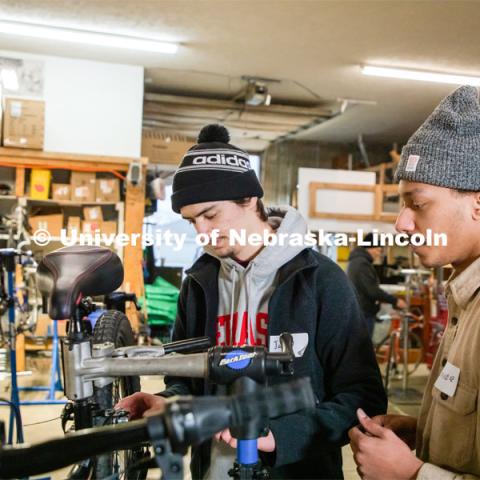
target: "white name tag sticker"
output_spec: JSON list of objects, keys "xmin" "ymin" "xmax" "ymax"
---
[
  {"xmin": 406, "ymin": 155, "xmax": 420, "ymax": 172},
  {"xmin": 434, "ymin": 361, "xmax": 460, "ymax": 397},
  {"xmin": 269, "ymin": 333, "xmax": 308, "ymax": 358}
]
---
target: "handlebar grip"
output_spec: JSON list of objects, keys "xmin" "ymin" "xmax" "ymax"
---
[
  {"xmin": 163, "ymin": 336, "xmax": 212, "ymax": 355},
  {"xmin": 230, "ymin": 377, "xmax": 316, "ymax": 426},
  {"xmin": 0, "ymin": 378, "xmax": 315, "ymax": 478},
  {"xmin": 0, "ymin": 419, "xmax": 150, "ymax": 478}
]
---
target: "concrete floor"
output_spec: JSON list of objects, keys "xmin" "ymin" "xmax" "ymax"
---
[{"xmin": 0, "ymin": 353, "xmax": 428, "ymax": 480}]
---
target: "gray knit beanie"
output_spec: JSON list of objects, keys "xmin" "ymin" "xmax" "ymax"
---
[{"xmin": 394, "ymin": 85, "xmax": 480, "ymax": 190}]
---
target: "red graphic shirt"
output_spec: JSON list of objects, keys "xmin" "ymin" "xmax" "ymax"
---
[{"xmin": 216, "ymin": 312, "xmax": 268, "ymax": 347}]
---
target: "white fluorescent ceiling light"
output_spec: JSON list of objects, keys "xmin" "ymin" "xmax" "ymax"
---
[
  {"xmin": 0, "ymin": 20, "xmax": 178, "ymax": 54},
  {"xmin": 362, "ymin": 65, "xmax": 480, "ymax": 86}
]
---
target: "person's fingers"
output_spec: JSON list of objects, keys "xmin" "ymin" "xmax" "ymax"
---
[
  {"xmin": 370, "ymin": 414, "xmax": 386, "ymax": 426},
  {"xmin": 114, "ymin": 397, "xmax": 130, "ymax": 409},
  {"xmin": 348, "ymin": 425, "xmax": 365, "ymax": 444},
  {"xmin": 349, "ymin": 438, "xmax": 360, "ymax": 455},
  {"xmin": 220, "ymin": 429, "xmax": 232, "ymax": 443},
  {"xmin": 357, "ymin": 409, "xmax": 386, "ymax": 438},
  {"xmin": 218, "ymin": 429, "xmax": 237, "ymax": 449},
  {"xmin": 257, "ymin": 431, "xmax": 275, "ymax": 452},
  {"xmin": 142, "ymin": 394, "xmax": 165, "ymax": 408},
  {"xmin": 143, "ymin": 404, "xmax": 165, "ymax": 418},
  {"xmin": 115, "ymin": 391, "xmax": 145, "ymax": 409}
]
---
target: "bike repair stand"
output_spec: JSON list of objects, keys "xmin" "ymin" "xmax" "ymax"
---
[
  {"xmin": 228, "ymin": 377, "xmax": 270, "ymax": 480},
  {"xmin": 1, "ymin": 250, "xmax": 24, "ymax": 444},
  {"xmin": 2, "ymin": 248, "xmax": 64, "ymax": 417},
  {"xmin": 389, "ymin": 271, "xmax": 423, "ymax": 404},
  {"xmin": 227, "ymin": 334, "xmax": 294, "ymax": 480},
  {"xmin": 19, "ymin": 319, "xmax": 65, "ymax": 405}
]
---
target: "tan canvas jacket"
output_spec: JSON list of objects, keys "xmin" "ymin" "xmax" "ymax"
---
[{"xmin": 417, "ymin": 256, "xmax": 480, "ymax": 480}]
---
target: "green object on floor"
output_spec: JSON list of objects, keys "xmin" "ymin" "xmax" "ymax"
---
[{"xmin": 144, "ymin": 276, "xmax": 180, "ymax": 326}]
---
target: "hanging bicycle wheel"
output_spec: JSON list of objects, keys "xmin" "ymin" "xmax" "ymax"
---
[
  {"xmin": 92, "ymin": 310, "xmax": 148, "ymax": 480},
  {"xmin": 395, "ymin": 330, "xmax": 424, "ymax": 376},
  {"xmin": 376, "ymin": 330, "xmax": 424, "ymax": 388}
]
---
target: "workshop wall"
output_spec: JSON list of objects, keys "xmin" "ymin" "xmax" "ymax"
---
[{"xmin": 0, "ymin": 50, "xmax": 144, "ymax": 157}]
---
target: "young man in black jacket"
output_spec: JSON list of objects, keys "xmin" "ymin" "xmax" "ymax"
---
[
  {"xmin": 347, "ymin": 233, "xmax": 407, "ymax": 336},
  {"xmin": 118, "ymin": 124, "xmax": 387, "ymax": 479}
]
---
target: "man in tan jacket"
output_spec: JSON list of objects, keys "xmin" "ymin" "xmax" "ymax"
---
[{"xmin": 349, "ymin": 85, "xmax": 480, "ymax": 479}]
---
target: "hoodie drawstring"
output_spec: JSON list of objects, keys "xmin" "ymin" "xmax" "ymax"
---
[
  {"xmin": 229, "ymin": 266, "xmax": 237, "ymax": 334},
  {"xmin": 246, "ymin": 263, "xmax": 253, "ymax": 346}
]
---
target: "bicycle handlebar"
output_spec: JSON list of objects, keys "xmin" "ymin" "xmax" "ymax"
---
[
  {"xmin": 81, "ymin": 341, "xmax": 294, "ymax": 389},
  {"xmin": 0, "ymin": 378, "xmax": 315, "ymax": 478}
]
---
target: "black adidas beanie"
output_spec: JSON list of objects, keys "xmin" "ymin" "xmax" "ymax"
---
[{"xmin": 171, "ymin": 124, "xmax": 264, "ymax": 213}]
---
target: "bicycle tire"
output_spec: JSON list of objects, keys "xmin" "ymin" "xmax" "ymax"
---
[
  {"xmin": 396, "ymin": 331, "xmax": 424, "ymax": 376},
  {"xmin": 375, "ymin": 334, "xmax": 392, "ymax": 366},
  {"xmin": 92, "ymin": 310, "xmax": 147, "ymax": 480},
  {"xmin": 376, "ymin": 330, "xmax": 424, "ymax": 391}
]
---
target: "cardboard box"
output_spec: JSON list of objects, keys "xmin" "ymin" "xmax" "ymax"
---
[
  {"xmin": 67, "ymin": 216, "xmax": 81, "ymax": 236},
  {"xmin": 30, "ymin": 169, "xmax": 51, "ymax": 200},
  {"xmin": 2, "ymin": 98, "xmax": 45, "ymax": 149},
  {"xmin": 52, "ymin": 183, "xmax": 71, "ymax": 201},
  {"xmin": 101, "ymin": 221, "xmax": 117, "ymax": 235},
  {"xmin": 83, "ymin": 206, "xmax": 103, "ymax": 222},
  {"xmin": 29, "ymin": 214, "xmax": 64, "ymax": 237},
  {"xmin": 96, "ymin": 178, "xmax": 120, "ymax": 203},
  {"xmin": 141, "ymin": 131, "xmax": 193, "ymax": 165},
  {"xmin": 71, "ymin": 172, "xmax": 96, "ymax": 202},
  {"xmin": 33, "ymin": 314, "xmax": 67, "ymax": 336},
  {"xmin": 82, "ymin": 220, "xmax": 102, "ymax": 234}
]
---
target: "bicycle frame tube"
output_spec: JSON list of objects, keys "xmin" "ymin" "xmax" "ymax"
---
[
  {"xmin": 62, "ymin": 343, "xmax": 209, "ymax": 401},
  {"xmin": 85, "ymin": 353, "xmax": 208, "ymax": 382}
]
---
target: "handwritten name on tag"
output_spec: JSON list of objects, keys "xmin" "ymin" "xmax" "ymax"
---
[
  {"xmin": 434, "ymin": 361, "xmax": 460, "ymax": 397},
  {"xmin": 269, "ymin": 333, "xmax": 308, "ymax": 357}
]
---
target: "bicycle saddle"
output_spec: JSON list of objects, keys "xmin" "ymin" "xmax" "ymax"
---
[{"xmin": 37, "ymin": 246, "xmax": 124, "ymax": 320}]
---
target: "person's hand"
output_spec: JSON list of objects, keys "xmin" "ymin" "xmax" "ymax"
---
[
  {"xmin": 370, "ymin": 414, "xmax": 417, "ymax": 449},
  {"xmin": 115, "ymin": 392, "xmax": 166, "ymax": 420},
  {"xmin": 396, "ymin": 298, "xmax": 408, "ymax": 310},
  {"xmin": 349, "ymin": 409, "xmax": 423, "ymax": 480},
  {"xmin": 214, "ymin": 429, "xmax": 275, "ymax": 452}
]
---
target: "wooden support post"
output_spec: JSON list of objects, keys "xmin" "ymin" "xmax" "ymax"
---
[
  {"xmin": 379, "ymin": 164, "xmax": 385, "ymax": 186},
  {"xmin": 15, "ymin": 167, "xmax": 25, "ymax": 196},
  {"xmin": 374, "ymin": 184, "xmax": 383, "ymax": 220},
  {"xmin": 16, "ymin": 333, "xmax": 26, "ymax": 372},
  {"xmin": 123, "ymin": 167, "xmax": 147, "ymax": 331}
]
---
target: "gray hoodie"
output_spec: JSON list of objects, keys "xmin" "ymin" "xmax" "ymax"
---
[
  {"xmin": 213, "ymin": 206, "xmax": 308, "ymax": 347},
  {"xmin": 205, "ymin": 206, "xmax": 309, "ymax": 479}
]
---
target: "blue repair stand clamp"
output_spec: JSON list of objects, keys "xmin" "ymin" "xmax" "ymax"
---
[{"xmin": 229, "ymin": 377, "xmax": 270, "ymax": 480}]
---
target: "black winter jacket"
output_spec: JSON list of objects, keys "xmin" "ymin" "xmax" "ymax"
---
[
  {"xmin": 346, "ymin": 247, "xmax": 398, "ymax": 317},
  {"xmin": 161, "ymin": 248, "xmax": 387, "ymax": 479}
]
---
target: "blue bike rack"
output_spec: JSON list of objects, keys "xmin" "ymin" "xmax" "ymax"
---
[
  {"xmin": 6, "ymin": 269, "xmax": 24, "ymax": 445},
  {"xmin": 5, "ymin": 260, "xmax": 65, "ymax": 447},
  {"xmin": 19, "ymin": 319, "xmax": 65, "ymax": 405}
]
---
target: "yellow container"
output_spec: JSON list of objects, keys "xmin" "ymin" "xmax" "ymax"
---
[
  {"xmin": 30, "ymin": 169, "xmax": 51, "ymax": 200},
  {"xmin": 337, "ymin": 246, "xmax": 351, "ymax": 262}
]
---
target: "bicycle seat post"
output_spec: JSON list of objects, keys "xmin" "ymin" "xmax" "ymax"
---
[
  {"xmin": 67, "ymin": 298, "xmax": 94, "ymax": 340},
  {"xmin": 61, "ymin": 299, "xmax": 96, "ymax": 426}
]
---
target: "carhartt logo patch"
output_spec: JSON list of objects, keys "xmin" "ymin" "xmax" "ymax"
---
[{"xmin": 406, "ymin": 155, "xmax": 420, "ymax": 172}]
